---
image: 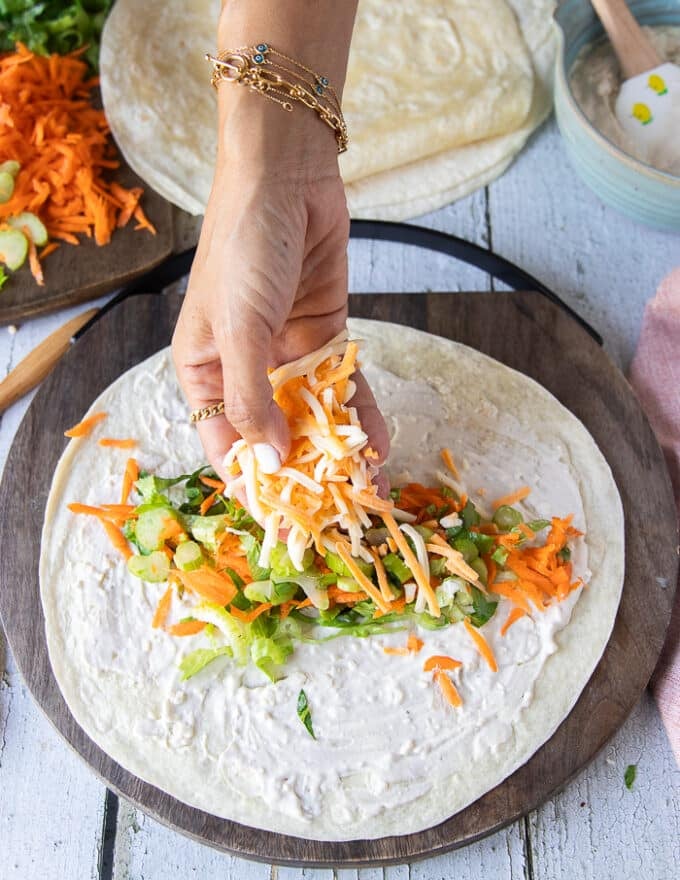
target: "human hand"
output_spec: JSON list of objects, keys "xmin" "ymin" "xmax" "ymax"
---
[{"xmin": 172, "ymin": 99, "xmax": 389, "ymax": 484}]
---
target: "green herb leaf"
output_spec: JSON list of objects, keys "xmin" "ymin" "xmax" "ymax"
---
[
  {"xmin": 460, "ymin": 499, "xmax": 481, "ymax": 529},
  {"xmin": 297, "ymin": 689, "xmax": 316, "ymax": 739},
  {"xmin": 178, "ymin": 646, "xmax": 232, "ymax": 681},
  {"xmin": 0, "ymin": 267, "xmax": 8, "ymax": 289},
  {"xmin": 527, "ymin": 519, "xmax": 551, "ymax": 532},
  {"xmin": 0, "ymin": 1, "xmax": 114, "ymax": 71},
  {"xmin": 468, "ymin": 585, "xmax": 498, "ymax": 627},
  {"xmin": 624, "ymin": 764, "xmax": 637, "ymax": 790},
  {"xmin": 557, "ymin": 545, "xmax": 571, "ymax": 562}
]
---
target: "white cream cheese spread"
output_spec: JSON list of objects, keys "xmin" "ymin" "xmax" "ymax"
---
[{"xmin": 569, "ymin": 26, "xmax": 680, "ymax": 176}]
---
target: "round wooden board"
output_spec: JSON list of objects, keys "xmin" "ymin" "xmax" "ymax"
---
[{"xmin": 0, "ymin": 290, "xmax": 676, "ymax": 867}]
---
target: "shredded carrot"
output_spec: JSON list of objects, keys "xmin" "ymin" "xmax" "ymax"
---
[
  {"xmin": 423, "ymin": 655, "xmax": 463, "ymax": 672},
  {"xmin": 199, "ymin": 475, "xmax": 226, "ymax": 491},
  {"xmin": 407, "ymin": 633, "xmax": 424, "ymax": 653},
  {"xmin": 68, "ymin": 501, "xmax": 129, "ymax": 526},
  {"xmin": 279, "ymin": 601, "xmax": 293, "ymax": 620},
  {"xmin": 440, "ymin": 447, "xmax": 460, "ymax": 480},
  {"xmin": 64, "ymin": 411, "xmax": 106, "ymax": 437},
  {"xmin": 167, "ymin": 620, "xmax": 206, "ymax": 637},
  {"xmin": 120, "ymin": 457, "xmax": 139, "ymax": 505},
  {"xmin": 199, "ymin": 490, "xmax": 218, "ymax": 516},
  {"xmin": 327, "ymin": 587, "xmax": 369, "ymax": 605},
  {"xmin": 491, "ymin": 582, "xmax": 531, "ymax": 614},
  {"xmin": 434, "ymin": 670, "xmax": 463, "ymax": 707},
  {"xmin": 383, "ymin": 633, "xmax": 424, "ymax": 656},
  {"xmin": 0, "ymin": 44, "xmax": 156, "ymax": 280},
  {"xmin": 517, "ymin": 522, "xmax": 535, "ymax": 541},
  {"xmin": 26, "ymin": 235, "xmax": 44, "ymax": 286},
  {"xmin": 158, "ymin": 518, "xmax": 185, "ymax": 544},
  {"xmin": 230, "ymin": 602, "xmax": 273, "ymax": 623},
  {"xmin": 152, "ymin": 586, "xmax": 173, "ymax": 629},
  {"xmin": 98, "ymin": 438, "xmax": 137, "ymax": 449},
  {"xmin": 501, "ymin": 607, "xmax": 527, "ymax": 636},
  {"xmin": 170, "ymin": 567, "xmax": 237, "ymax": 606},
  {"xmin": 373, "ymin": 594, "xmax": 407, "ymax": 618},
  {"xmin": 464, "ymin": 618, "xmax": 498, "ymax": 672},
  {"xmin": 491, "ymin": 486, "xmax": 531, "ymax": 511},
  {"xmin": 99, "ymin": 518, "xmax": 132, "ymax": 560},
  {"xmin": 39, "ymin": 241, "xmax": 60, "ymax": 260}
]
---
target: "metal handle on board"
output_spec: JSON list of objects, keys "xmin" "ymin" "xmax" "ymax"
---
[
  {"xmin": 349, "ymin": 220, "xmax": 602, "ymax": 345},
  {"xmin": 73, "ymin": 220, "xmax": 602, "ymax": 345}
]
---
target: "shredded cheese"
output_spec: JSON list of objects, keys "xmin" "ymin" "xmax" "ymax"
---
[{"xmin": 224, "ymin": 331, "xmax": 396, "ymax": 574}]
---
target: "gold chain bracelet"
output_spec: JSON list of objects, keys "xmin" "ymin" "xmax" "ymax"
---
[{"xmin": 206, "ymin": 42, "xmax": 348, "ymax": 153}]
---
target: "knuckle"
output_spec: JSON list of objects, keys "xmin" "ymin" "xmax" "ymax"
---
[{"xmin": 223, "ymin": 391, "xmax": 272, "ymax": 435}]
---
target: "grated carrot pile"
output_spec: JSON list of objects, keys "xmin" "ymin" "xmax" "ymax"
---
[{"xmin": 0, "ymin": 43, "xmax": 155, "ymax": 283}]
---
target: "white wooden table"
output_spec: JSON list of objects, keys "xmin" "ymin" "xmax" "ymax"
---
[{"xmin": 0, "ymin": 118, "xmax": 678, "ymax": 880}]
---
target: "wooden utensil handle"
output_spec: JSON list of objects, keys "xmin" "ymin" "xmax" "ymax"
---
[
  {"xmin": 590, "ymin": 0, "xmax": 661, "ymax": 78},
  {"xmin": 0, "ymin": 307, "xmax": 99, "ymax": 415}
]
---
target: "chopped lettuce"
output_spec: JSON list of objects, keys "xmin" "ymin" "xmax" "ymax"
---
[
  {"xmin": 179, "ymin": 647, "xmax": 232, "ymax": 681},
  {"xmin": 239, "ymin": 532, "xmax": 271, "ymax": 581}
]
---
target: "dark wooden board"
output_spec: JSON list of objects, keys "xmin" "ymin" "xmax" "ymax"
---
[
  {"xmin": 0, "ymin": 291, "xmax": 677, "ymax": 867},
  {"xmin": 0, "ymin": 165, "xmax": 174, "ymax": 326}
]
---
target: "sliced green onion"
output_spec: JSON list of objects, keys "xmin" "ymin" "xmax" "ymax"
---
[{"xmin": 493, "ymin": 505, "xmax": 523, "ymax": 531}]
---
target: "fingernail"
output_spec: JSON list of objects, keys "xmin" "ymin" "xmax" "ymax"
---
[{"xmin": 253, "ymin": 443, "xmax": 281, "ymax": 474}]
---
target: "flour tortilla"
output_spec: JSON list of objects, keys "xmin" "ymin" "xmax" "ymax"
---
[
  {"xmin": 40, "ymin": 320, "xmax": 624, "ymax": 840},
  {"xmin": 100, "ymin": 0, "xmax": 553, "ymax": 219},
  {"xmin": 345, "ymin": 0, "xmax": 557, "ymax": 219}
]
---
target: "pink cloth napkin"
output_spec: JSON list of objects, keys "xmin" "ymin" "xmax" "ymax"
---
[{"xmin": 629, "ymin": 268, "xmax": 680, "ymax": 765}]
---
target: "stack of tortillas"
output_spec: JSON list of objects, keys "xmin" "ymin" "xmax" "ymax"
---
[{"xmin": 101, "ymin": 0, "xmax": 556, "ymax": 220}]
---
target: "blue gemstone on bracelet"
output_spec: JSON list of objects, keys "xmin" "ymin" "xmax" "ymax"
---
[
  {"xmin": 254, "ymin": 53, "xmax": 265, "ymax": 63},
  {"xmin": 316, "ymin": 84, "xmax": 324, "ymax": 94},
  {"xmin": 256, "ymin": 43, "xmax": 268, "ymax": 52},
  {"xmin": 320, "ymin": 76, "xmax": 329, "ymax": 86}
]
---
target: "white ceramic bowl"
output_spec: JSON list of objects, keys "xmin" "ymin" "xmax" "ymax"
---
[{"xmin": 554, "ymin": 0, "xmax": 680, "ymax": 231}]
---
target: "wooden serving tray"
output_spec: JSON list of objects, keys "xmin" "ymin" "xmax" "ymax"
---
[
  {"xmin": 0, "ymin": 290, "xmax": 676, "ymax": 867},
  {"xmin": 0, "ymin": 165, "xmax": 174, "ymax": 326}
]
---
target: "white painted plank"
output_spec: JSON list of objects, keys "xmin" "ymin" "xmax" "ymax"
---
[
  {"xmin": 383, "ymin": 868, "xmax": 409, "ymax": 880},
  {"xmin": 277, "ymin": 867, "xmax": 333, "ymax": 880},
  {"xmin": 0, "ymin": 301, "xmax": 113, "ymax": 880},
  {"xmin": 335, "ymin": 867, "xmax": 383, "ymax": 880},
  {"xmin": 0, "ymin": 647, "xmax": 106, "ymax": 880},
  {"xmin": 487, "ymin": 119, "xmax": 679, "ymax": 371},
  {"xmin": 409, "ymin": 824, "xmax": 527, "ymax": 880},
  {"xmin": 529, "ymin": 691, "xmax": 680, "ymax": 880},
  {"xmin": 112, "ymin": 799, "xmax": 272, "ymax": 879},
  {"xmin": 349, "ymin": 188, "xmax": 492, "ymax": 295}
]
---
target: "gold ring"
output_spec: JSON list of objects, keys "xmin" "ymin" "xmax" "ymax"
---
[{"xmin": 190, "ymin": 402, "xmax": 225, "ymax": 423}]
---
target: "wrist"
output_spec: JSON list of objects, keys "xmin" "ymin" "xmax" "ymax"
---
[
  {"xmin": 216, "ymin": 73, "xmax": 341, "ymax": 183},
  {"xmin": 216, "ymin": 3, "xmax": 357, "ymax": 92}
]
